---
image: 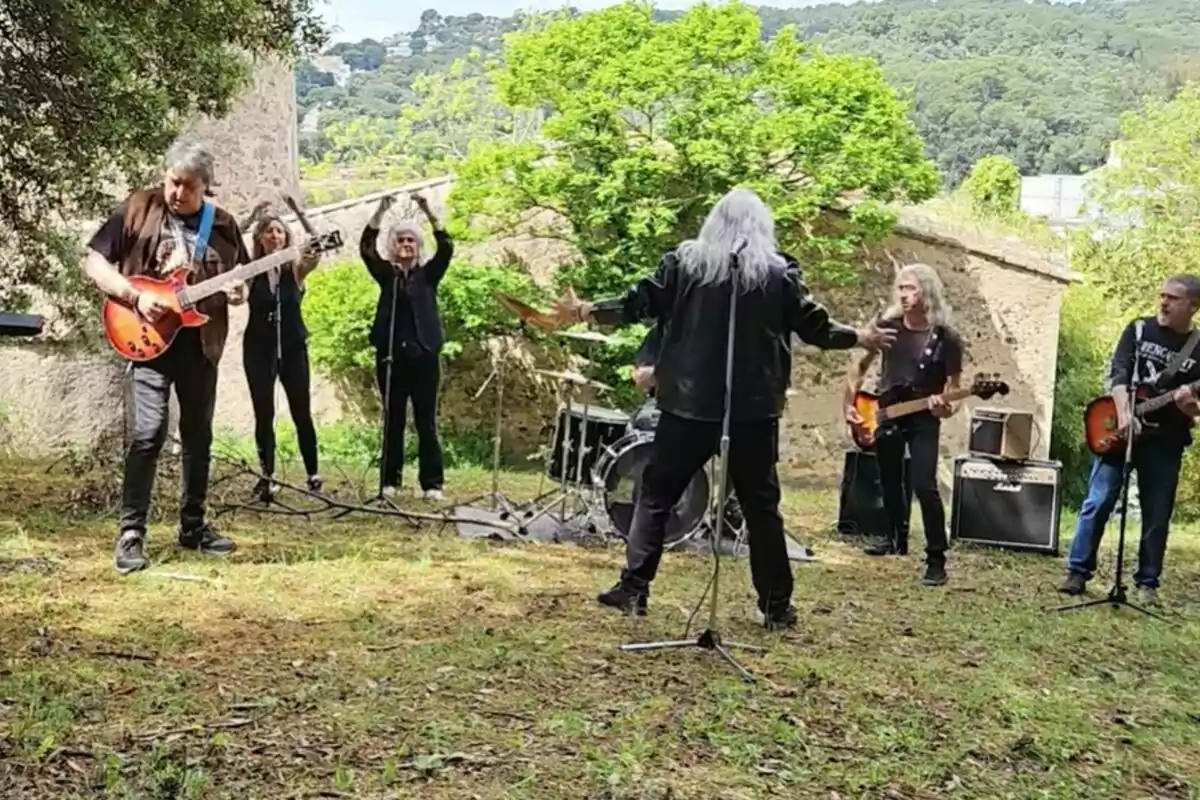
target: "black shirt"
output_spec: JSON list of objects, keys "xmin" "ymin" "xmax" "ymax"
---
[
  {"xmin": 246, "ymin": 265, "xmax": 309, "ymax": 350},
  {"xmin": 360, "ymin": 226, "xmax": 454, "ymax": 356},
  {"xmin": 876, "ymin": 317, "xmax": 964, "ymax": 401},
  {"xmin": 1107, "ymin": 316, "xmax": 1200, "ymax": 445}
]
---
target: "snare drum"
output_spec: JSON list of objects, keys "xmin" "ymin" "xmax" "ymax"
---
[
  {"xmin": 546, "ymin": 404, "xmax": 629, "ymax": 482},
  {"xmin": 591, "ymin": 430, "xmax": 709, "ymax": 548}
]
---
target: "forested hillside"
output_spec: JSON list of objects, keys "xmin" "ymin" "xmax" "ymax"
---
[{"xmin": 298, "ymin": 0, "xmax": 1200, "ymax": 188}]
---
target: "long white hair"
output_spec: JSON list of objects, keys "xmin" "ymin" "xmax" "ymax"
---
[
  {"xmin": 387, "ymin": 220, "xmax": 425, "ymax": 264},
  {"xmin": 882, "ymin": 262, "xmax": 952, "ymax": 327},
  {"xmin": 676, "ymin": 188, "xmax": 784, "ymax": 292}
]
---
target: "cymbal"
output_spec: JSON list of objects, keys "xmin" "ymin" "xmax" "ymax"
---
[
  {"xmin": 494, "ymin": 291, "xmax": 558, "ymax": 331},
  {"xmin": 535, "ymin": 369, "xmax": 613, "ymax": 391},
  {"xmin": 555, "ymin": 329, "xmax": 621, "ymax": 346}
]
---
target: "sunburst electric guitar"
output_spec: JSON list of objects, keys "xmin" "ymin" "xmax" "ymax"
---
[
  {"xmin": 102, "ymin": 229, "xmax": 343, "ymax": 362},
  {"xmin": 849, "ymin": 373, "xmax": 1010, "ymax": 449},
  {"xmin": 1083, "ymin": 378, "xmax": 1200, "ymax": 456}
]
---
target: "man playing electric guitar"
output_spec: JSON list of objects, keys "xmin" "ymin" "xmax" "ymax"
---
[
  {"xmin": 1058, "ymin": 275, "xmax": 1200, "ymax": 605},
  {"xmin": 843, "ymin": 263, "xmax": 964, "ymax": 586},
  {"xmin": 83, "ymin": 139, "xmax": 250, "ymax": 574}
]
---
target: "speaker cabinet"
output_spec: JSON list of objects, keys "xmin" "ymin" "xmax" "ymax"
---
[
  {"xmin": 969, "ymin": 407, "xmax": 1035, "ymax": 461},
  {"xmin": 836, "ymin": 450, "xmax": 911, "ymax": 538},
  {"xmin": 950, "ymin": 455, "xmax": 1062, "ymax": 554}
]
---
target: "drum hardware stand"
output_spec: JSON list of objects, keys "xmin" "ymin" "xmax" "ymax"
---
[
  {"xmin": 519, "ymin": 381, "xmax": 598, "ymax": 529},
  {"xmin": 619, "ymin": 241, "xmax": 763, "ymax": 683},
  {"xmin": 1048, "ymin": 369, "xmax": 1165, "ymax": 622},
  {"xmin": 459, "ymin": 332, "xmax": 523, "ymax": 525}
]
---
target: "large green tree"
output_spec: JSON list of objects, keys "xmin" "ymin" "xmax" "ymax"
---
[
  {"xmin": 0, "ymin": 0, "xmax": 327, "ymax": 313},
  {"xmin": 449, "ymin": 1, "xmax": 939, "ymax": 299}
]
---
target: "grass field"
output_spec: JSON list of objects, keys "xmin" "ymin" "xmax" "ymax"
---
[{"xmin": 1, "ymin": 458, "xmax": 1198, "ymax": 799}]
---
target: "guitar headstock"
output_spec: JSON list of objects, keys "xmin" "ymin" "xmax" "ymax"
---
[
  {"xmin": 969, "ymin": 372, "xmax": 1010, "ymax": 400},
  {"xmin": 305, "ymin": 229, "xmax": 344, "ymax": 255}
]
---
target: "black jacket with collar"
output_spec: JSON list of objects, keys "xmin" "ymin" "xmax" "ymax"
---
[
  {"xmin": 593, "ymin": 250, "xmax": 859, "ymax": 423},
  {"xmin": 361, "ymin": 225, "xmax": 454, "ymax": 354}
]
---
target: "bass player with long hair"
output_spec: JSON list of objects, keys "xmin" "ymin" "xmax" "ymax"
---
[{"xmin": 842, "ymin": 263, "xmax": 963, "ymax": 587}]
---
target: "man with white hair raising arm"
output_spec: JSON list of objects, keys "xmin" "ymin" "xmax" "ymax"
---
[
  {"xmin": 553, "ymin": 188, "xmax": 893, "ymax": 629},
  {"xmin": 361, "ymin": 192, "xmax": 454, "ymax": 500},
  {"xmin": 82, "ymin": 139, "xmax": 250, "ymax": 574}
]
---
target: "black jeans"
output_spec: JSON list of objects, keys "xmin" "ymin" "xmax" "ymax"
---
[
  {"xmin": 621, "ymin": 410, "xmax": 793, "ymax": 611},
  {"xmin": 121, "ymin": 332, "xmax": 217, "ymax": 535},
  {"xmin": 375, "ymin": 348, "xmax": 444, "ymax": 490},
  {"xmin": 244, "ymin": 337, "xmax": 319, "ymax": 476},
  {"xmin": 875, "ymin": 411, "xmax": 947, "ymax": 564}
]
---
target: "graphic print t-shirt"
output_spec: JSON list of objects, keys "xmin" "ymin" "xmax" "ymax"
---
[
  {"xmin": 88, "ymin": 201, "xmax": 235, "ymax": 282},
  {"xmin": 1107, "ymin": 316, "xmax": 1200, "ymax": 445}
]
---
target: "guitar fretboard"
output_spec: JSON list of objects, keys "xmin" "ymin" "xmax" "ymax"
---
[
  {"xmin": 879, "ymin": 387, "xmax": 976, "ymax": 421},
  {"xmin": 176, "ymin": 247, "xmax": 302, "ymax": 307},
  {"xmin": 1135, "ymin": 378, "xmax": 1200, "ymax": 416}
]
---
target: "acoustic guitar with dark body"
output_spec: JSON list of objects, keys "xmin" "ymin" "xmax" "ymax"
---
[
  {"xmin": 1083, "ymin": 378, "xmax": 1200, "ymax": 456},
  {"xmin": 849, "ymin": 374, "xmax": 1010, "ymax": 450},
  {"xmin": 102, "ymin": 230, "xmax": 342, "ymax": 362}
]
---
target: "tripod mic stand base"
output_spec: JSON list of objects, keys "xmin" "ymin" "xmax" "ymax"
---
[
  {"xmin": 1048, "ymin": 585, "xmax": 1167, "ymax": 621},
  {"xmin": 620, "ymin": 628, "xmax": 764, "ymax": 683}
]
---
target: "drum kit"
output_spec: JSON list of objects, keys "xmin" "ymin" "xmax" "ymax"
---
[{"xmin": 485, "ymin": 292, "xmax": 740, "ymax": 550}]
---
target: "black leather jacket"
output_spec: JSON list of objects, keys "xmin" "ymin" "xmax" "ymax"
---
[{"xmin": 593, "ymin": 250, "xmax": 859, "ymax": 423}]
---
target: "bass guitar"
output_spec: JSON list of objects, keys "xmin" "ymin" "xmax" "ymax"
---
[
  {"xmin": 102, "ymin": 229, "xmax": 343, "ymax": 362},
  {"xmin": 849, "ymin": 373, "xmax": 1010, "ymax": 449},
  {"xmin": 1083, "ymin": 378, "xmax": 1200, "ymax": 456}
]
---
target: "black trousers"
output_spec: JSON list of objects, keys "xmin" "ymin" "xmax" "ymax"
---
[
  {"xmin": 121, "ymin": 331, "xmax": 217, "ymax": 535},
  {"xmin": 621, "ymin": 410, "xmax": 793, "ymax": 611},
  {"xmin": 244, "ymin": 336, "xmax": 319, "ymax": 476},
  {"xmin": 375, "ymin": 348, "xmax": 444, "ymax": 490},
  {"xmin": 875, "ymin": 411, "xmax": 947, "ymax": 563}
]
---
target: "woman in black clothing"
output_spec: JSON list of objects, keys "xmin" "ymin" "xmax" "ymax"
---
[
  {"xmin": 361, "ymin": 192, "xmax": 453, "ymax": 500},
  {"xmin": 242, "ymin": 200, "xmax": 323, "ymax": 498}
]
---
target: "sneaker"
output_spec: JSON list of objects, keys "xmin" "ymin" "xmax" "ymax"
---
[
  {"xmin": 306, "ymin": 475, "xmax": 323, "ymax": 492},
  {"xmin": 177, "ymin": 524, "xmax": 236, "ymax": 556},
  {"xmin": 1057, "ymin": 572, "xmax": 1087, "ymax": 595},
  {"xmin": 423, "ymin": 488, "xmax": 444, "ymax": 501},
  {"xmin": 381, "ymin": 486, "xmax": 397, "ymax": 499},
  {"xmin": 113, "ymin": 530, "xmax": 148, "ymax": 575},
  {"xmin": 1135, "ymin": 585, "xmax": 1160, "ymax": 607},
  {"xmin": 921, "ymin": 561, "xmax": 948, "ymax": 586},
  {"xmin": 597, "ymin": 582, "xmax": 648, "ymax": 616},
  {"xmin": 251, "ymin": 477, "xmax": 274, "ymax": 502},
  {"xmin": 763, "ymin": 604, "xmax": 798, "ymax": 631}
]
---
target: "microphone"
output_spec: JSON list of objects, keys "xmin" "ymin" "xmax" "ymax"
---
[{"xmin": 730, "ymin": 236, "xmax": 748, "ymax": 271}]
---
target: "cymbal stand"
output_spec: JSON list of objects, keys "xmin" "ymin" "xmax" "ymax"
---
[
  {"xmin": 460, "ymin": 334, "xmax": 521, "ymax": 521},
  {"xmin": 520, "ymin": 381, "xmax": 591, "ymax": 528}
]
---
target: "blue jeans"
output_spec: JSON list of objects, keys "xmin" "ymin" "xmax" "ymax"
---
[{"xmin": 1067, "ymin": 436, "xmax": 1184, "ymax": 588}]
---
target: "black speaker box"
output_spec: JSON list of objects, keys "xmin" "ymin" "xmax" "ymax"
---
[{"xmin": 836, "ymin": 450, "xmax": 911, "ymax": 538}]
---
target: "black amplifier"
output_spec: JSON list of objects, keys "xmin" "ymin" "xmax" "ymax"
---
[
  {"xmin": 950, "ymin": 455, "xmax": 1062, "ymax": 554},
  {"xmin": 836, "ymin": 450, "xmax": 911, "ymax": 538}
]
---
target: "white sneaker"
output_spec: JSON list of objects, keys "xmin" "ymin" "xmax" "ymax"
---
[
  {"xmin": 381, "ymin": 486, "xmax": 397, "ymax": 498},
  {"xmin": 423, "ymin": 489, "xmax": 444, "ymax": 501}
]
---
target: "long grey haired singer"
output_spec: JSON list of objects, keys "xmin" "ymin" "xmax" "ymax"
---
[
  {"xmin": 552, "ymin": 187, "xmax": 895, "ymax": 629},
  {"xmin": 360, "ymin": 192, "xmax": 454, "ymax": 500}
]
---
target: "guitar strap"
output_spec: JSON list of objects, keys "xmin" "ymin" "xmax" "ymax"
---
[
  {"xmin": 167, "ymin": 201, "xmax": 215, "ymax": 271},
  {"xmin": 1142, "ymin": 320, "xmax": 1200, "ymax": 390}
]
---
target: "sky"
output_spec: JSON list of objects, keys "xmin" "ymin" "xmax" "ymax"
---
[{"xmin": 320, "ymin": 0, "xmax": 854, "ymax": 43}]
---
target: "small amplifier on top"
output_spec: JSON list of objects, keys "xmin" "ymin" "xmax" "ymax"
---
[
  {"xmin": 950, "ymin": 455, "xmax": 1062, "ymax": 554},
  {"xmin": 969, "ymin": 407, "xmax": 1034, "ymax": 461}
]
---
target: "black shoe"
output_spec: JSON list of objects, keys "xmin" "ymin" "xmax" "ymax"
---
[
  {"xmin": 306, "ymin": 475, "xmax": 323, "ymax": 492},
  {"xmin": 763, "ymin": 604, "xmax": 797, "ymax": 631},
  {"xmin": 177, "ymin": 524, "xmax": 236, "ymax": 556},
  {"xmin": 1057, "ymin": 572, "xmax": 1086, "ymax": 595},
  {"xmin": 921, "ymin": 561, "xmax": 947, "ymax": 586},
  {"xmin": 597, "ymin": 582, "xmax": 648, "ymax": 616},
  {"xmin": 113, "ymin": 530, "xmax": 148, "ymax": 575},
  {"xmin": 251, "ymin": 478, "xmax": 273, "ymax": 502}
]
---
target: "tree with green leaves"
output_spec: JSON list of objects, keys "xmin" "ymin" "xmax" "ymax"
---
[
  {"xmin": 449, "ymin": 1, "xmax": 939, "ymax": 299},
  {"xmin": 0, "ymin": 0, "xmax": 327, "ymax": 314},
  {"xmin": 962, "ymin": 154, "xmax": 1022, "ymax": 217}
]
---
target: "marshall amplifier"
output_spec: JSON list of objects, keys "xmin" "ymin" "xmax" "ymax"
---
[
  {"xmin": 836, "ymin": 450, "xmax": 911, "ymax": 538},
  {"xmin": 950, "ymin": 455, "xmax": 1062, "ymax": 554}
]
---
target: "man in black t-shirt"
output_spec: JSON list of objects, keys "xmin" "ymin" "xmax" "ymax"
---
[
  {"xmin": 1059, "ymin": 275, "xmax": 1200, "ymax": 606},
  {"xmin": 843, "ymin": 263, "xmax": 964, "ymax": 586},
  {"xmin": 83, "ymin": 139, "xmax": 249, "ymax": 574}
]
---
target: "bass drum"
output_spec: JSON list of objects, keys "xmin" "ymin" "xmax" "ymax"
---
[{"xmin": 591, "ymin": 431, "xmax": 709, "ymax": 549}]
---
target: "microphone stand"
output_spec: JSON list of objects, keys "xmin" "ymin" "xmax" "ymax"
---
[
  {"xmin": 364, "ymin": 270, "xmax": 407, "ymax": 516},
  {"xmin": 1049, "ymin": 353, "xmax": 1164, "ymax": 621},
  {"xmin": 618, "ymin": 243, "xmax": 764, "ymax": 683}
]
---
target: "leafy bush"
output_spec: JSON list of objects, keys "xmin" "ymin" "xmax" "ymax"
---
[{"xmin": 962, "ymin": 155, "xmax": 1021, "ymax": 217}]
